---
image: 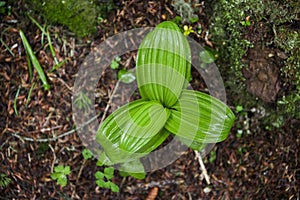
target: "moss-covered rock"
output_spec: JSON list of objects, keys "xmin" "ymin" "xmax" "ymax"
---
[
  {"xmin": 207, "ymin": 0, "xmax": 300, "ymax": 128},
  {"xmin": 27, "ymin": 0, "xmax": 114, "ymax": 37}
]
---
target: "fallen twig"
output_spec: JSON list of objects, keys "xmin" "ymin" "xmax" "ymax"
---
[
  {"xmin": 100, "ymin": 81, "xmax": 120, "ymax": 123},
  {"xmin": 194, "ymin": 150, "xmax": 211, "ymax": 184}
]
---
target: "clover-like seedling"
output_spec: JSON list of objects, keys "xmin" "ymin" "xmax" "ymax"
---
[
  {"xmin": 110, "ymin": 56, "xmax": 121, "ymax": 69},
  {"xmin": 82, "ymin": 148, "xmax": 93, "ymax": 160},
  {"xmin": 95, "ymin": 167, "xmax": 119, "ymax": 192},
  {"xmin": 50, "ymin": 165, "xmax": 71, "ymax": 187},
  {"xmin": 96, "ymin": 21, "xmax": 235, "ymax": 177}
]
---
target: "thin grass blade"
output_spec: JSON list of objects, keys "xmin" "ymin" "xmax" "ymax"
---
[{"xmin": 20, "ymin": 30, "xmax": 50, "ymax": 90}]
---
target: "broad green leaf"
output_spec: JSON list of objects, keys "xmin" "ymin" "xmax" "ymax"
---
[
  {"xmin": 119, "ymin": 159, "xmax": 146, "ymax": 179},
  {"xmin": 96, "ymin": 100, "xmax": 170, "ymax": 165},
  {"xmin": 176, "ymin": 137, "xmax": 207, "ymax": 151},
  {"xmin": 136, "ymin": 21, "xmax": 191, "ymax": 107},
  {"xmin": 199, "ymin": 50, "xmax": 215, "ymax": 64},
  {"xmin": 165, "ymin": 89, "xmax": 235, "ymax": 144},
  {"xmin": 118, "ymin": 69, "xmax": 136, "ymax": 83}
]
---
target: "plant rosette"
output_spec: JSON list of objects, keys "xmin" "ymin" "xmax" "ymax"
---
[
  {"xmin": 95, "ymin": 21, "xmax": 235, "ymax": 176},
  {"xmin": 72, "ymin": 21, "xmax": 235, "ymax": 176}
]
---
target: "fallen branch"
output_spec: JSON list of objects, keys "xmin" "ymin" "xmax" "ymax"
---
[{"xmin": 194, "ymin": 150, "xmax": 211, "ymax": 184}]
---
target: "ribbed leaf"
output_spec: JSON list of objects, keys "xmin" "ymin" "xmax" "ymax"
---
[
  {"xmin": 96, "ymin": 100, "xmax": 170, "ymax": 165},
  {"xmin": 165, "ymin": 89, "xmax": 235, "ymax": 144},
  {"xmin": 136, "ymin": 21, "xmax": 191, "ymax": 107}
]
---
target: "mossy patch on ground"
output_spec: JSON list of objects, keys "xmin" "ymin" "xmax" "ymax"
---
[
  {"xmin": 207, "ymin": 0, "xmax": 300, "ymax": 128},
  {"xmin": 26, "ymin": 0, "xmax": 115, "ymax": 37}
]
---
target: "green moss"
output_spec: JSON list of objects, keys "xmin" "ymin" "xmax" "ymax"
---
[
  {"xmin": 27, "ymin": 0, "xmax": 114, "ymax": 37},
  {"xmin": 207, "ymin": 0, "xmax": 300, "ymax": 128},
  {"xmin": 275, "ymin": 26, "xmax": 300, "ymax": 87}
]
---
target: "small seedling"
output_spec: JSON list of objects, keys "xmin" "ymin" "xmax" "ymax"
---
[
  {"xmin": 118, "ymin": 69, "xmax": 136, "ymax": 83},
  {"xmin": 208, "ymin": 149, "xmax": 216, "ymax": 163},
  {"xmin": 0, "ymin": 173, "xmax": 11, "ymax": 188},
  {"xmin": 235, "ymin": 105, "xmax": 243, "ymax": 113},
  {"xmin": 95, "ymin": 167, "xmax": 119, "ymax": 192},
  {"xmin": 110, "ymin": 56, "xmax": 121, "ymax": 69},
  {"xmin": 51, "ymin": 165, "xmax": 71, "ymax": 187},
  {"xmin": 82, "ymin": 148, "xmax": 93, "ymax": 160},
  {"xmin": 241, "ymin": 16, "xmax": 251, "ymax": 27},
  {"xmin": 183, "ymin": 25, "xmax": 194, "ymax": 36},
  {"xmin": 74, "ymin": 91, "xmax": 92, "ymax": 110}
]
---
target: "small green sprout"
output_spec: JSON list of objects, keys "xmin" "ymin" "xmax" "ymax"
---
[
  {"xmin": 241, "ymin": 16, "xmax": 251, "ymax": 26},
  {"xmin": 74, "ymin": 91, "xmax": 92, "ymax": 110},
  {"xmin": 183, "ymin": 25, "xmax": 194, "ymax": 36},
  {"xmin": 0, "ymin": 173, "xmax": 11, "ymax": 188},
  {"xmin": 110, "ymin": 56, "xmax": 121, "ymax": 69},
  {"xmin": 208, "ymin": 149, "xmax": 216, "ymax": 163},
  {"xmin": 235, "ymin": 105, "xmax": 243, "ymax": 113},
  {"xmin": 82, "ymin": 148, "xmax": 93, "ymax": 160},
  {"xmin": 50, "ymin": 165, "xmax": 71, "ymax": 187},
  {"xmin": 95, "ymin": 167, "xmax": 119, "ymax": 192}
]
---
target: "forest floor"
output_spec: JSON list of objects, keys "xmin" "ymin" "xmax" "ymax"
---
[{"xmin": 0, "ymin": 0, "xmax": 299, "ymax": 199}]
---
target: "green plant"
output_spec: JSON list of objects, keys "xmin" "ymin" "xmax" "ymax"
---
[
  {"xmin": 0, "ymin": 1, "xmax": 6, "ymax": 14},
  {"xmin": 199, "ymin": 47, "xmax": 218, "ymax": 68},
  {"xmin": 183, "ymin": 25, "xmax": 194, "ymax": 36},
  {"xmin": 96, "ymin": 21, "xmax": 235, "ymax": 176},
  {"xmin": 240, "ymin": 16, "xmax": 251, "ymax": 27},
  {"xmin": 74, "ymin": 91, "xmax": 92, "ymax": 110},
  {"xmin": 118, "ymin": 69, "xmax": 136, "ymax": 84},
  {"xmin": 95, "ymin": 162, "xmax": 119, "ymax": 192},
  {"xmin": 19, "ymin": 30, "xmax": 50, "ymax": 90},
  {"xmin": 110, "ymin": 56, "xmax": 121, "ymax": 69},
  {"xmin": 208, "ymin": 149, "xmax": 216, "ymax": 163},
  {"xmin": 27, "ymin": 0, "xmax": 114, "ymax": 37},
  {"xmin": 50, "ymin": 165, "xmax": 71, "ymax": 187},
  {"xmin": 28, "ymin": 15, "xmax": 67, "ymax": 72},
  {"xmin": 208, "ymin": 0, "xmax": 300, "ymax": 127},
  {"xmin": 0, "ymin": 173, "xmax": 11, "ymax": 188},
  {"xmin": 82, "ymin": 148, "xmax": 93, "ymax": 160}
]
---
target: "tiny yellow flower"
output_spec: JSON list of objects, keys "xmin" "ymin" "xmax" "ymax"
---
[{"xmin": 183, "ymin": 25, "xmax": 194, "ymax": 36}]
